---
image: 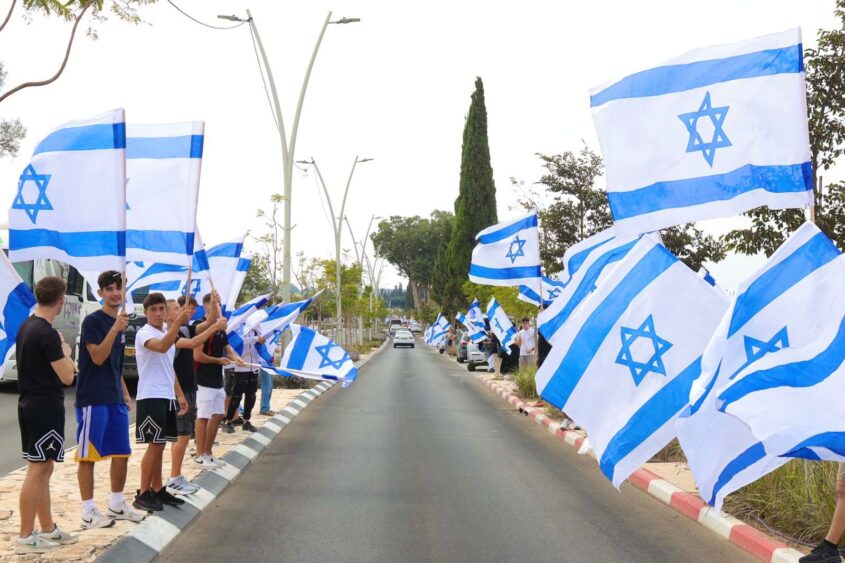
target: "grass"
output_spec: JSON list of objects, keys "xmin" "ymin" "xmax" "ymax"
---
[
  {"xmin": 513, "ymin": 365, "xmax": 538, "ymax": 399},
  {"xmin": 649, "ymin": 439, "xmax": 687, "ymax": 463}
]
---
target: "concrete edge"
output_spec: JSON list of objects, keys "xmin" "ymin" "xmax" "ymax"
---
[{"xmin": 468, "ymin": 372, "xmax": 804, "ymax": 563}]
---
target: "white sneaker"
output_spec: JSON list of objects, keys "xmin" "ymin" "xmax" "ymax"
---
[
  {"xmin": 81, "ymin": 507, "xmax": 116, "ymax": 530},
  {"xmin": 193, "ymin": 454, "xmax": 224, "ymax": 468},
  {"xmin": 166, "ymin": 475, "xmax": 200, "ymax": 495},
  {"xmin": 15, "ymin": 533, "xmax": 59, "ymax": 554},
  {"xmin": 36, "ymin": 524, "xmax": 78, "ymax": 545},
  {"xmin": 106, "ymin": 500, "xmax": 145, "ymax": 523},
  {"xmin": 206, "ymin": 455, "xmax": 226, "ymax": 468}
]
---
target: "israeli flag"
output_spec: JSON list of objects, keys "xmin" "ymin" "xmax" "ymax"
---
[
  {"xmin": 256, "ymin": 330, "xmax": 283, "ymax": 368},
  {"xmin": 486, "ymin": 298, "xmax": 517, "ymax": 353},
  {"xmin": 469, "ymin": 212, "xmax": 541, "ymax": 286},
  {"xmin": 677, "ymin": 222, "xmax": 841, "ymax": 509},
  {"xmin": 242, "ymin": 291, "xmax": 321, "ymax": 338},
  {"xmin": 591, "ymin": 28, "xmax": 813, "ymax": 236},
  {"xmin": 9, "ymin": 109, "xmax": 126, "ymax": 271},
  {"xmin": 457, "ymin": 299, "xmax": 487, "ymax": 343},
  {"xmin": 538, "ymin": 228, "xmax": 641, "ymax": 342},
  {"xmin": 226, "ymin": 294, "xmax": 270, "ymax": 335},
  {"xmin": 518, "ymin": 276, "xmax": 567, "ymax": 308},
  {"xmin": 423, "ymin": 325, "xmax": 433, "ymax": 345},
  {"xmin": 269, "ymin": 324, "xmax": 357, "ymax": 386},
  {"xmin": 536, "ymin": 235, "xmax": 729, "ymax": 487},
  {"xmin": 125, "ymin": 122, "xmax": 203, "ymax": 265},
  {"xmin": 428, "ymin": 314, "xmax": 451, "ymax": 345},
  {"xmin": 221, "ymin": 248, "xmax": 250, "ymax": 311},
  {"xmin": 0, "ymin": 253, "xmax": 36, "ymax": 364}
]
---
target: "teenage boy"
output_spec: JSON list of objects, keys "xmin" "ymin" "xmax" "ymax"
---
[
  {"xmin": 165, "ymin": 297, "xmax": 226, "ymax": 493},
  {"xmin": 194, "ymin": 293, "xmax": 244, "ymax": 467},
  {"xmin": 15, "ymin": 277, "xmax": 77, "ymax": 554},
  {"xmin": 132, "ymin": 293, "xmax": 191, "ymax": 512},
  {"xmin": 223, "ymin": 328, "xmax": 263, "ymax": 433},
  {"xmin": 75, "ymin": 271, "xmax": 144, "ymax": 529},
  {"xmin": 515, "ymin": 317, "xmax": 536, "ymax": 370}
]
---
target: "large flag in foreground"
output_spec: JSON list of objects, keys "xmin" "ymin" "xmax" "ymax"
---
[
  {"xmin": 591, "ymin": 28, "xmax": 812, "ymax": 236},
  {"xmin": 677, "ymin": 222, "xmax": 842, "ymax": 508},
  {"xmin": 469, "ymin": 212, "xmax": 541, "ymax": 286},
  {"xmin": 536, "ymin": 235, "xmax": 728, "ymax": 487},
  {"xmin": 10, "ymin": 109, "xmax": 127, "ymax": 271},
  {"xmin": 486, "ymin": 298, "xmax": 517, "ymax": 353},
  {"xmin": 518, "ymin": 275, "xmax": 567, "ymax": 308},
  {"xmin": 0, "ymin": 253, "xmax": 36, "ymax": 364},
  {"xmin": 125, "ymin": 122, "xmax": 203, "ymax": 265},
  {"xmin": 268, "ymin": 324, "xmax": 357, "ymax": 387}
]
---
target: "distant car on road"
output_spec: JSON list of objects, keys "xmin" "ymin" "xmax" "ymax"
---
[{"xmin": 393, "ymin": 329, "xmax": 415, "ymax": 348}]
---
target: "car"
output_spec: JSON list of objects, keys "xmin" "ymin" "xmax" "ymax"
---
[
  {"xmin": 393, "ymin": 329, "xmax": 415, "ymax": 348},
  {"xmin": 465, "ymin": 339, "xmax": 487, "ymax": 371}
]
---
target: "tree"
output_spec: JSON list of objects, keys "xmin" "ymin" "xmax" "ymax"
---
[
  {"xmin": 238, "ymin": 253, "xmax": 271, "ymax": 303},
  {"xmin": 443, "ymin": 77, "xmax": 498, "ymax": 311},
  {"xmin": 514, "ymin": 146, "xmax": 726, "ymax": 273},
  {"xmin": 251, "ymin": 193, "xmax": 285, "ymax": 301},
  {"xmin": 723, "ymin": 1, "xmax": 845, "ymax": 255}
]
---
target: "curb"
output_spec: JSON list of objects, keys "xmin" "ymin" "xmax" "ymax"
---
[
  {"xmin": 97, "ymin": 339, "xmax": 389, "ymax": 562},
  {"xmin": 474, "ymin": 375, "xmax": 804, "ymax": 563}
]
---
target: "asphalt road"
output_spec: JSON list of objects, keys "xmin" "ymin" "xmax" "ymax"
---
[{"xmin": 161, "ymin": 341, "xmax": 753, "ymax": 563}]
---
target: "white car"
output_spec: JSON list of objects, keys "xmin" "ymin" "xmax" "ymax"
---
[{"xmin": 393, "ymin": 330, "xmax": 415, "ymax": 348}]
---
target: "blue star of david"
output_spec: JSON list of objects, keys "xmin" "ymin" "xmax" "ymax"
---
[
  {"xmin": 186, "ymin": 279, "xmax": 202, "ymax": 298},
  {"xmin": 729, "ymin": 326, "xmax": 789, "ymax": 380},
  {"xmin": 547, "ymin": 287, "xmax": 561, "ymax": 300},
  {"xmin": 505, "ymin": 235, "xmax": 527, "ymax": 264},
  {"xmin": 315, "ymin": 340, "xmax": 350, "ymax": 370},
  {"xmin": 13, "ymin": 164, "xmax": 52, "ymax": 224},
  {"xmin": 678, "ymin": 91, "xmax": 732, "ymax": 167},
  {"xmin": 616, "ymin": 315, "xmax": 673, "ymax": 386}
]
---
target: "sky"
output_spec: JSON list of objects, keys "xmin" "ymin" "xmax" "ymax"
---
[{"xmin": 0, "ymin": 0, "xmax": 840, "ymax": 293}]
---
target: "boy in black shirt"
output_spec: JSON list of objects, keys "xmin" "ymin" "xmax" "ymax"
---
[{"xmin": 15, "ymin": 277, "xmax": 77, "ymax": 554}]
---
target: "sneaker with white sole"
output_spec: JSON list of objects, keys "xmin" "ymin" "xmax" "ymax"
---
[
  {"xmin": 36, "ymin": 524, "xmax": 78, "ymax": 545},
  {"xmin": 206, "ymin": 455, "xmax": 226, "ymax": 467},
  {"xmin": 193, "ymin": 454, "xmax": 223, "ymax": 468},
  {"xmin": 166, "ymin": 475, "xmax": 200, "ymax": 495},
  {"xmin": 80, "ymin": 508, "xmax": 116, "ymax": 530},
  {"xmin": 15, "ymin": 534, "xmax": 59, "ymax": 554},
  {"xmin": 106, "ymin": 501, "xmax": 145, "ymax": 523}
]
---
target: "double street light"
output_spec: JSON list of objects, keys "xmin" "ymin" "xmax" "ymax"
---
[{"xmin": 218, "ymin": 10, "xmax": 360, "ymax": 303}]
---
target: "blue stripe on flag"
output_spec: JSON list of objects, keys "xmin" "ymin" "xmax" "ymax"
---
[
  {"xmin": 719, "ymin": 315, "xmax": 845, "ymax": 410},
  {"xmin": 477, "ymin": 214, "xmax": 538, "ymax": 244},
  {"xmin": 607, "ymin": 163, "xmax": 813, "ymax": 221},
  {"xmin": 566, "ymin": 238, "xmax": 614, "ymax": 278},
  {"xmin": 0, "ymin": 283, "xmax": 36, "ymax": 361},
  {"xmin": 126, "ymin": 135, "xmax": 204, "ymax": 159},
  {"xmin": 10, "ymin": 229, "xmax": 126, "ymax": 256},
  {"xmin": 207, "ymin": 242, "xmax": 243, "ymax": 259},
  {"xmin": 599, "ymin": 357, "xmax": 702, "ymax": 482},
  {"xmin": 236, "ymin": 258, "xmax": 251, "ymax": 272},
  {"xmin": 708, "ymin": 442, "xmax": 767, "ymax": 505},
  {"xmin": 287, "ymin": 329, "xmax": 316, "ymax": 370},
  {"xmin": 590, "ymin": 44, "xmax": 803, "ymax": 107},
  {"xmin": 148, "ymin": 281, "xmax": 181, "ymax": 291},
  {"xmin": 729, "ymin": 231, "xmax": 840, "ymax": 337},
  {"xmin": 784, "ymin": 432, "xmax": 845, "ymax": 460},
  {"xmin": 540, "ymin": 244, "xmax": 676, "ymax": 409},
  {"xmin": 34, "ymin": 123, "xmax": 126, "ymax": 155},
  {"xmin": 126, "ymin": 230, "xmax": 195, "ymax": 255},
  {"xmin": 519, "ymin": 285, "xmax": 541, "ymax": 306},
  {"xmin": 469, "ymin": 264, "xmax": 541, "ymax": 280}
]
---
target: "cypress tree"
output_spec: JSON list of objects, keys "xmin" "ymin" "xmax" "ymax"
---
[{"xmin": 444, "ymin": 77, "xmax": 498, "ymax": 310}]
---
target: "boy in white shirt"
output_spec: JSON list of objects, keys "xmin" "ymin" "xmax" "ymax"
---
[{"xmin": 515, "ymin": 317, "xmax": 536, "ymax": 370}]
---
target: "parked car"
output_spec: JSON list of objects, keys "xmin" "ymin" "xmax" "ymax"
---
[
  {"xmin": 459, "ymin": 332, "xmax": 487, "ymax": 371},
  {"xmin": 393, "ymin": 329, "xmax": 415, "ymax": 348}
]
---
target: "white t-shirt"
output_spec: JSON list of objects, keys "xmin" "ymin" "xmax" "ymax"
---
[
  {"xmin": 135, "ymin": 323, "xmax": 176, "ymax": 400},
  {"xmin": 517, "ymin": 328, "xmax": 536, "ymax": 356}
]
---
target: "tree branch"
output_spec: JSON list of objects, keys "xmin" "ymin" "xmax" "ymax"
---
[
  {"xmin": 0, "ymin": 0, "xmax": 91, "ymax": 104},
  {"xmin": 0, "ymin": 0, "xmax": 17, "ymax": 34}
]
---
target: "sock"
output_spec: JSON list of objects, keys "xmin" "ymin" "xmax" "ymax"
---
[
  {"xmin": 82, "ymin": 498, "xmax": 96, "ymax": 514},
  {"xmin": 109, "ymin": 491, "xmax": 124, "ymax": 508}
]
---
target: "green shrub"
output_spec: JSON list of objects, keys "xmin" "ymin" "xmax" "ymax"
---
[{"xmin": 513, "ymin": 366, "xmax": 537, "ymax": 399}]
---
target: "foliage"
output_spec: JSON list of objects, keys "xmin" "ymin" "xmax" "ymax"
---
[
  {"xmin": 444, "ymin": 77, "xmax": 498, "ymax": 311},
  {"xmin": 251, "ymin": 193, "xmax": 285, "ymax": 301},
  {"xmin": 724, "ymin": 1, "xmax": 845, "ymax": 254},
  {"xmin": 513, "ymin": 365, "xmax": 538, "ymax": 399},
  {"xmin": 317, "ymin": 259, "xmax": 364, "ymax": 319},
  {"xmin": 514, "ymin": 146, "xmax": 726, "ymax": 273},
  {"xmin": 238, "ymin": 253, "xmax": 271, "ymax": 304}
]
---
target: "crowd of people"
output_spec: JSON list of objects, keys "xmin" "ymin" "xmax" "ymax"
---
[{"xmin": 14, "ymin": 272, "xmax": 277, "ymax": 554}]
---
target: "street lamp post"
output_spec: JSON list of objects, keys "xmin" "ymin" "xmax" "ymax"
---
[
  {"xmin": 344, "ymin": 214, "xmax": 383, "ymax": 339},
  {"xmin": 297, "ymin": 157, "xmax": 373, "ymax": 345},
  {"xmin": 218, "ymin": 11, "xmax": 360, "ymax": 304}
]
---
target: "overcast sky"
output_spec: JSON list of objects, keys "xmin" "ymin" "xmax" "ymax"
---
[{"xmin": 0, "ymin": 0, "xmax": 840, "ymax": 292}]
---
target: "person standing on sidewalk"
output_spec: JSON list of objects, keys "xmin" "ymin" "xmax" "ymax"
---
[
  {"xmin": 75, "ymin": 271, "xmax": 144, "ymax": 530},
  {"xmin": 515, "ymin": 317, "xmax": 536, "ymax": 370},
  {"xmin": 165, "ymin": 296, "xmax": 227, "ymax": 494},
  {"xmin": 15, "ymin": 277, "xmax": 78, "ymax": 554},
  {"xmin": 801, "ymin": 467, "xmax": 845, "ymax": 562},
  {"xmin": 193, "ymin": 292, "xmax": 244, "ymax": 467},
  {"xmin": 132, "ymin": 293, "xmax": 190, "ymax": 512},
  {"xmin": 258, "ymin": 334, "xmax": 276, "ymax": 416},
  {"xmin": 223, "ymin": 328, "xmax": 263, "ymax": 433}
]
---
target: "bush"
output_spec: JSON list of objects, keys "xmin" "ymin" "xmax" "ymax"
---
[{"xmin": 513, "ymin": 365, "xmax": 537, "ymax": 399}]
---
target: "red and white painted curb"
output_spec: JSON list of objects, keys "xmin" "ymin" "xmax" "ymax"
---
[{"xmin": 478, "ymin": 377, "xmax": 804, "ymax": 563}]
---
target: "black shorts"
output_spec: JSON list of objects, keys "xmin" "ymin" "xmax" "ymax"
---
[
  {"xmin": 19, "ymin": 403, "xmax": 65, "ymax": 463},
  {"xmin": 175, "ymin": 391, "xmax": 197, "ymax": 437},
  {"xmin": 135, "ymin": 398, "xmax": 177, "ymax": 444}
]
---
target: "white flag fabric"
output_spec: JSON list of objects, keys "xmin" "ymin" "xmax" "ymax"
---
[
  {"xmin": 270, "ymin": 324, "xmax": 357, "ymax": 386},
  {"xmin": 538, "ymin": 228, "xmax": 641, "ymax": 342},
  {"xmin": 125, "ymin": 122, "xmax": 203, "ymax": 265},
  {"xmin": 486, "ymin": 298, "xmax": 517, "ymax": 353},
  {"xmin": 591, "ymin": 28, "xmax": 812, "ymax": 236},
  {"xmin": 225, "ymin": 252, "xmax": 252, "ymax": 311},
  {"xmin": 457, "ymin": 298, "xmax": 487, "ymax": 343},
  {"xmin": 0, "ymin": 253, "xmax": 36, "ymax": 364},
  {"xmin": 10, "ymin": 109, "xmax": 126, "ymax": 271},
  {"xmin": 677, "ymin": 222, "xmax": 842, "ymax": 509},
  {"xmin": 535, "ymin": 235, "xmax": 729, "ymax": 487},
  {"xmin": 225, "ymin": 294, "xmax": 270, "ymax": 335},
  {"xmin": 469, "ymin": 212, "xmax": 541, "ymax": 287},
  {"xmin": 242, "ymin": 291, "xmax": 321, "ymax": 338},
  {"xmin": 427, "ymin": 314, "xmax": 451, "ymax": 346},
  {"xmin": 518, "ymin": 275, "xmax": 567, "ymax": 308}
]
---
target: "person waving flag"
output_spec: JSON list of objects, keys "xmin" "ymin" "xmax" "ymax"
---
[{"xmin": 469, "ymin": 212, "xmax": 541, "ymax": 287}]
